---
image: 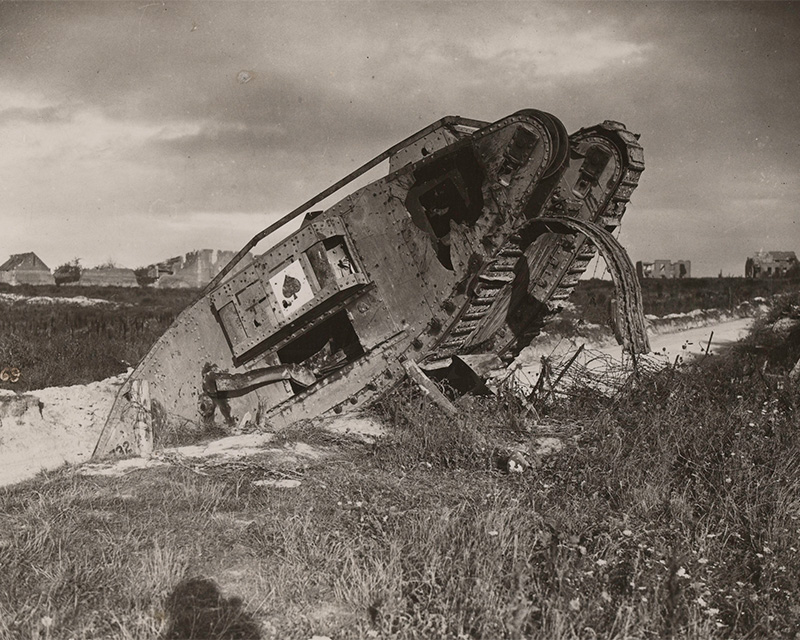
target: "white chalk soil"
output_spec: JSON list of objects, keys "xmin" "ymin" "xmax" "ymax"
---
[
  {"xmin": 0, "ymin": 314, "xmax": 756, "ymax": 489},
  {"xmin": 625, "ymin": 316, "xmax": 753, "ymax": 364},
  {"xmin": 0, "ymin": 381, "xmax": 388, "ymax": 487},
  {"xmin": 0, "ymin": 373, "xmax": 128, "ymax": 487},
  {"xmin": 511, "ymin": 316, "xmax": 754, "ymax": 394},
  {"xmin": 0, "ymin": 292, "xmax": 124, "ymax": 307}
]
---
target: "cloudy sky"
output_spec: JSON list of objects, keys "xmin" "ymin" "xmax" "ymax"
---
[{"xmin": 1, "ymin": 1, "xmax": 797, "ymax": 276}]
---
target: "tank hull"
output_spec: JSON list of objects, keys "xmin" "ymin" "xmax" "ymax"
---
[{"xmin": 94, "ymin": 110, "xmax": 647, "ymax": 459}]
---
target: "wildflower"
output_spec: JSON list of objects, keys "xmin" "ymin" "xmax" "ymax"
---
[
  {"xmin": 706, "ymin": 608, "xmax": 720, "ymax": 616},
  {"xmin": 696, "ymin": 596, "xmax": 708, "ymax": 607},
  {"xmin": 699, "ymin": 558, "xmax": 709, "ymax": 564},
  {"xmin": 622, "ymin": 529, "xmax": 633, "ymax": 537},
  {"xmin": 676, "ymin": 567, "xmax": 688, "ymax": 578},
  {"xmin": 596, "ymin": 559, "xmax": 607, "ymax": 566},
  {"xmin": 488, "ymin": 530, "xmax": 498, "ymax": 537},
  {"xmin": 569, "ymin": 597, "xmax": 581, "ymax": 611}
]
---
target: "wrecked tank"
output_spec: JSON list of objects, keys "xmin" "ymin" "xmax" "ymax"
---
[{"xmin": 93, "ymin": 109, "xmax": 648, "ymax": 459}]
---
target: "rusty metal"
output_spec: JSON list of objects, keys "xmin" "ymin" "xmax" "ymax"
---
[
  {"xmin": 203, "ymin": 364, "xmax": 316, "ymax": 395},
  {"xmin": 93, "ymin": 108, "xmax": 647, "ymax": 459}
]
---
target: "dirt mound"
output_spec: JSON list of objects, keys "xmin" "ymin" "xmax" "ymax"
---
[
  {"xmin": 0, "ymin": 377, "xmax": 388, "ymax": 487},
  {"xmin": 0, "ymin": 373, "xmax": 128, "ymax": 486}
]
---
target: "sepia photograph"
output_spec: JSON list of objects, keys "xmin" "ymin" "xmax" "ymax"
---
[{"xmin": 1, "ymin": 1, "xmax": 799, "ymax": 638}]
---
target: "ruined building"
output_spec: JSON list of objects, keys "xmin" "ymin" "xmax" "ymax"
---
[
  {"xmin": 636, "ymin": 259, "xmax": 691, "ymax": 279},
  {"xmin": 745, "ymin": 251, "xmax": 798, "ymax": 278},
  {"xmin": 0, "ymin": 252, "xmax": 55, "ymax": 286},
  {"xmin": 146, "ymin": 249, "xmax": 252, "ymax": 288},
  {"xmin": 76, "ymin": 266, "xmax": 139, "ymax": 288}
]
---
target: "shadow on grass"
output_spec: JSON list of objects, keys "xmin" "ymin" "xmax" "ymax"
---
[{"xmin": 162, "ymin": 576, "xmax": 261, "ymax": 640}]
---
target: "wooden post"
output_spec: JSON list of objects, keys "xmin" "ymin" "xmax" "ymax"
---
[{"xmin": 402, "ymin": 361, "xmax": 458, "ymax": 416}]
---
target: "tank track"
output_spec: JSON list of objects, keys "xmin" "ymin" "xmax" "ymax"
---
[
  {"xmin": 435, "ymin": 238, "xmax": 526, "ymax": 353},
  {"xmin": 535, "ymin": 121, "xmax": 645, "ymax": 304},
  {"xmin": 431, "ymin": 121, "xmax": 645, "ymax": 359}
]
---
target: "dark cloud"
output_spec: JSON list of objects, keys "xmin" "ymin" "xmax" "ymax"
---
[{"xmin": 0, "ymin": 1, "xmax": 797, "ymax": 274}]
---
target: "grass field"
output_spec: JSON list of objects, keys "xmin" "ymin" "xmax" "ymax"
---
[
  {"xmin": 569, "ymin": 276, "xmax": 800, "ymax": 325},
  {"xmin": 2, "ymin": 278, "xmax": 797, "ymax": 394},
  {"xmin": 0, "ymin": 285, "xmax": 197, "ymax": 392},
  {"xmin": 0, "ymin": 294, "xmax": 798, "ymax": 639}
]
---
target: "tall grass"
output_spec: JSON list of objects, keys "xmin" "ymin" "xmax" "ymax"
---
[
  {"xmin": 0, "ymin": 291, "xmax": 798, "ymax": 638},
  {"xmin": 0, "ymin": 287, "xmax": 196, "ymax": 391},
  {"xmin": 571, "ymin": 276, "xmax": 800, "ymax": 325}
]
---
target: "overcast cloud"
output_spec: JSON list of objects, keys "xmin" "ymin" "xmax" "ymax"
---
[{"xmin": 1, "ymin": 1, "xmax": 798, "ymax": 275}]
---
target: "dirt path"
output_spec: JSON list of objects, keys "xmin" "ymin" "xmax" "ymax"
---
[
  {"xmin": 509, "ymin": 316, "xmax": 756, "ymax": 396},
  {"xmin": 601, "ymin": 316, "xmax": 754, "ymax": 364}
]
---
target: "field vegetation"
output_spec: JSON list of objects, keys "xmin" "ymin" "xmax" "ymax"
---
[
  {"xmin": 2, "ymin": 277, "xmax": 797, "ymax": 393},
  {"xmin": 570, "ymin": 276, "xmax": 800, "ymax": 325},
  {"xmin": 0, "ymin": 284, "xmax": 197, "ymax": 392},
  {"xmin": 0, "ymin": 293, "xmax": 798, "ymax": 638}
]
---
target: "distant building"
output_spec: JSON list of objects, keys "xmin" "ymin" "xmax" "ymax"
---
[
  {"xmin": 636, "ymin": 259, "xmax": 691, "ymax": 279},
  {"xmin": 76, "ymin": 266, "xmax": 139, "ymax": 287},
  {"xmin": 0, "ymin": 252, "xmax": 56, "ymax": 286},
  {"xmin": 147, "ymin": 249, "xmax": 252, "ymax": 288},
  {"xmin": 745, "ymin": 251, "xmax": 798, "ymax": 278}
]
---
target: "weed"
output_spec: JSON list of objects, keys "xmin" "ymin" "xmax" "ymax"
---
[{"xmin": 1, "ymin": 289, "xmax": 799, "ymax": 638}]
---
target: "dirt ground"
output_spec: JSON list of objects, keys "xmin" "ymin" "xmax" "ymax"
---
[{"xmin": 0, "ymin": 315, "xmax": 755, "ymax": 489}]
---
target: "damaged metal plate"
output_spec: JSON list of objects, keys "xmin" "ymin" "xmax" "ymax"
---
[{"xmin": 94, "ymin": 109, "xmax": 647, "ymax": 459}]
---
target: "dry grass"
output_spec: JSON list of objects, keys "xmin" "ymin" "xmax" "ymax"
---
[
  {"xmin": 0, "ymin": 286, "xmax": 195, "ymax": 391},
  {"xmin": 1, "ymin": 293, "xmax": 798, "ymax": 639}
]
